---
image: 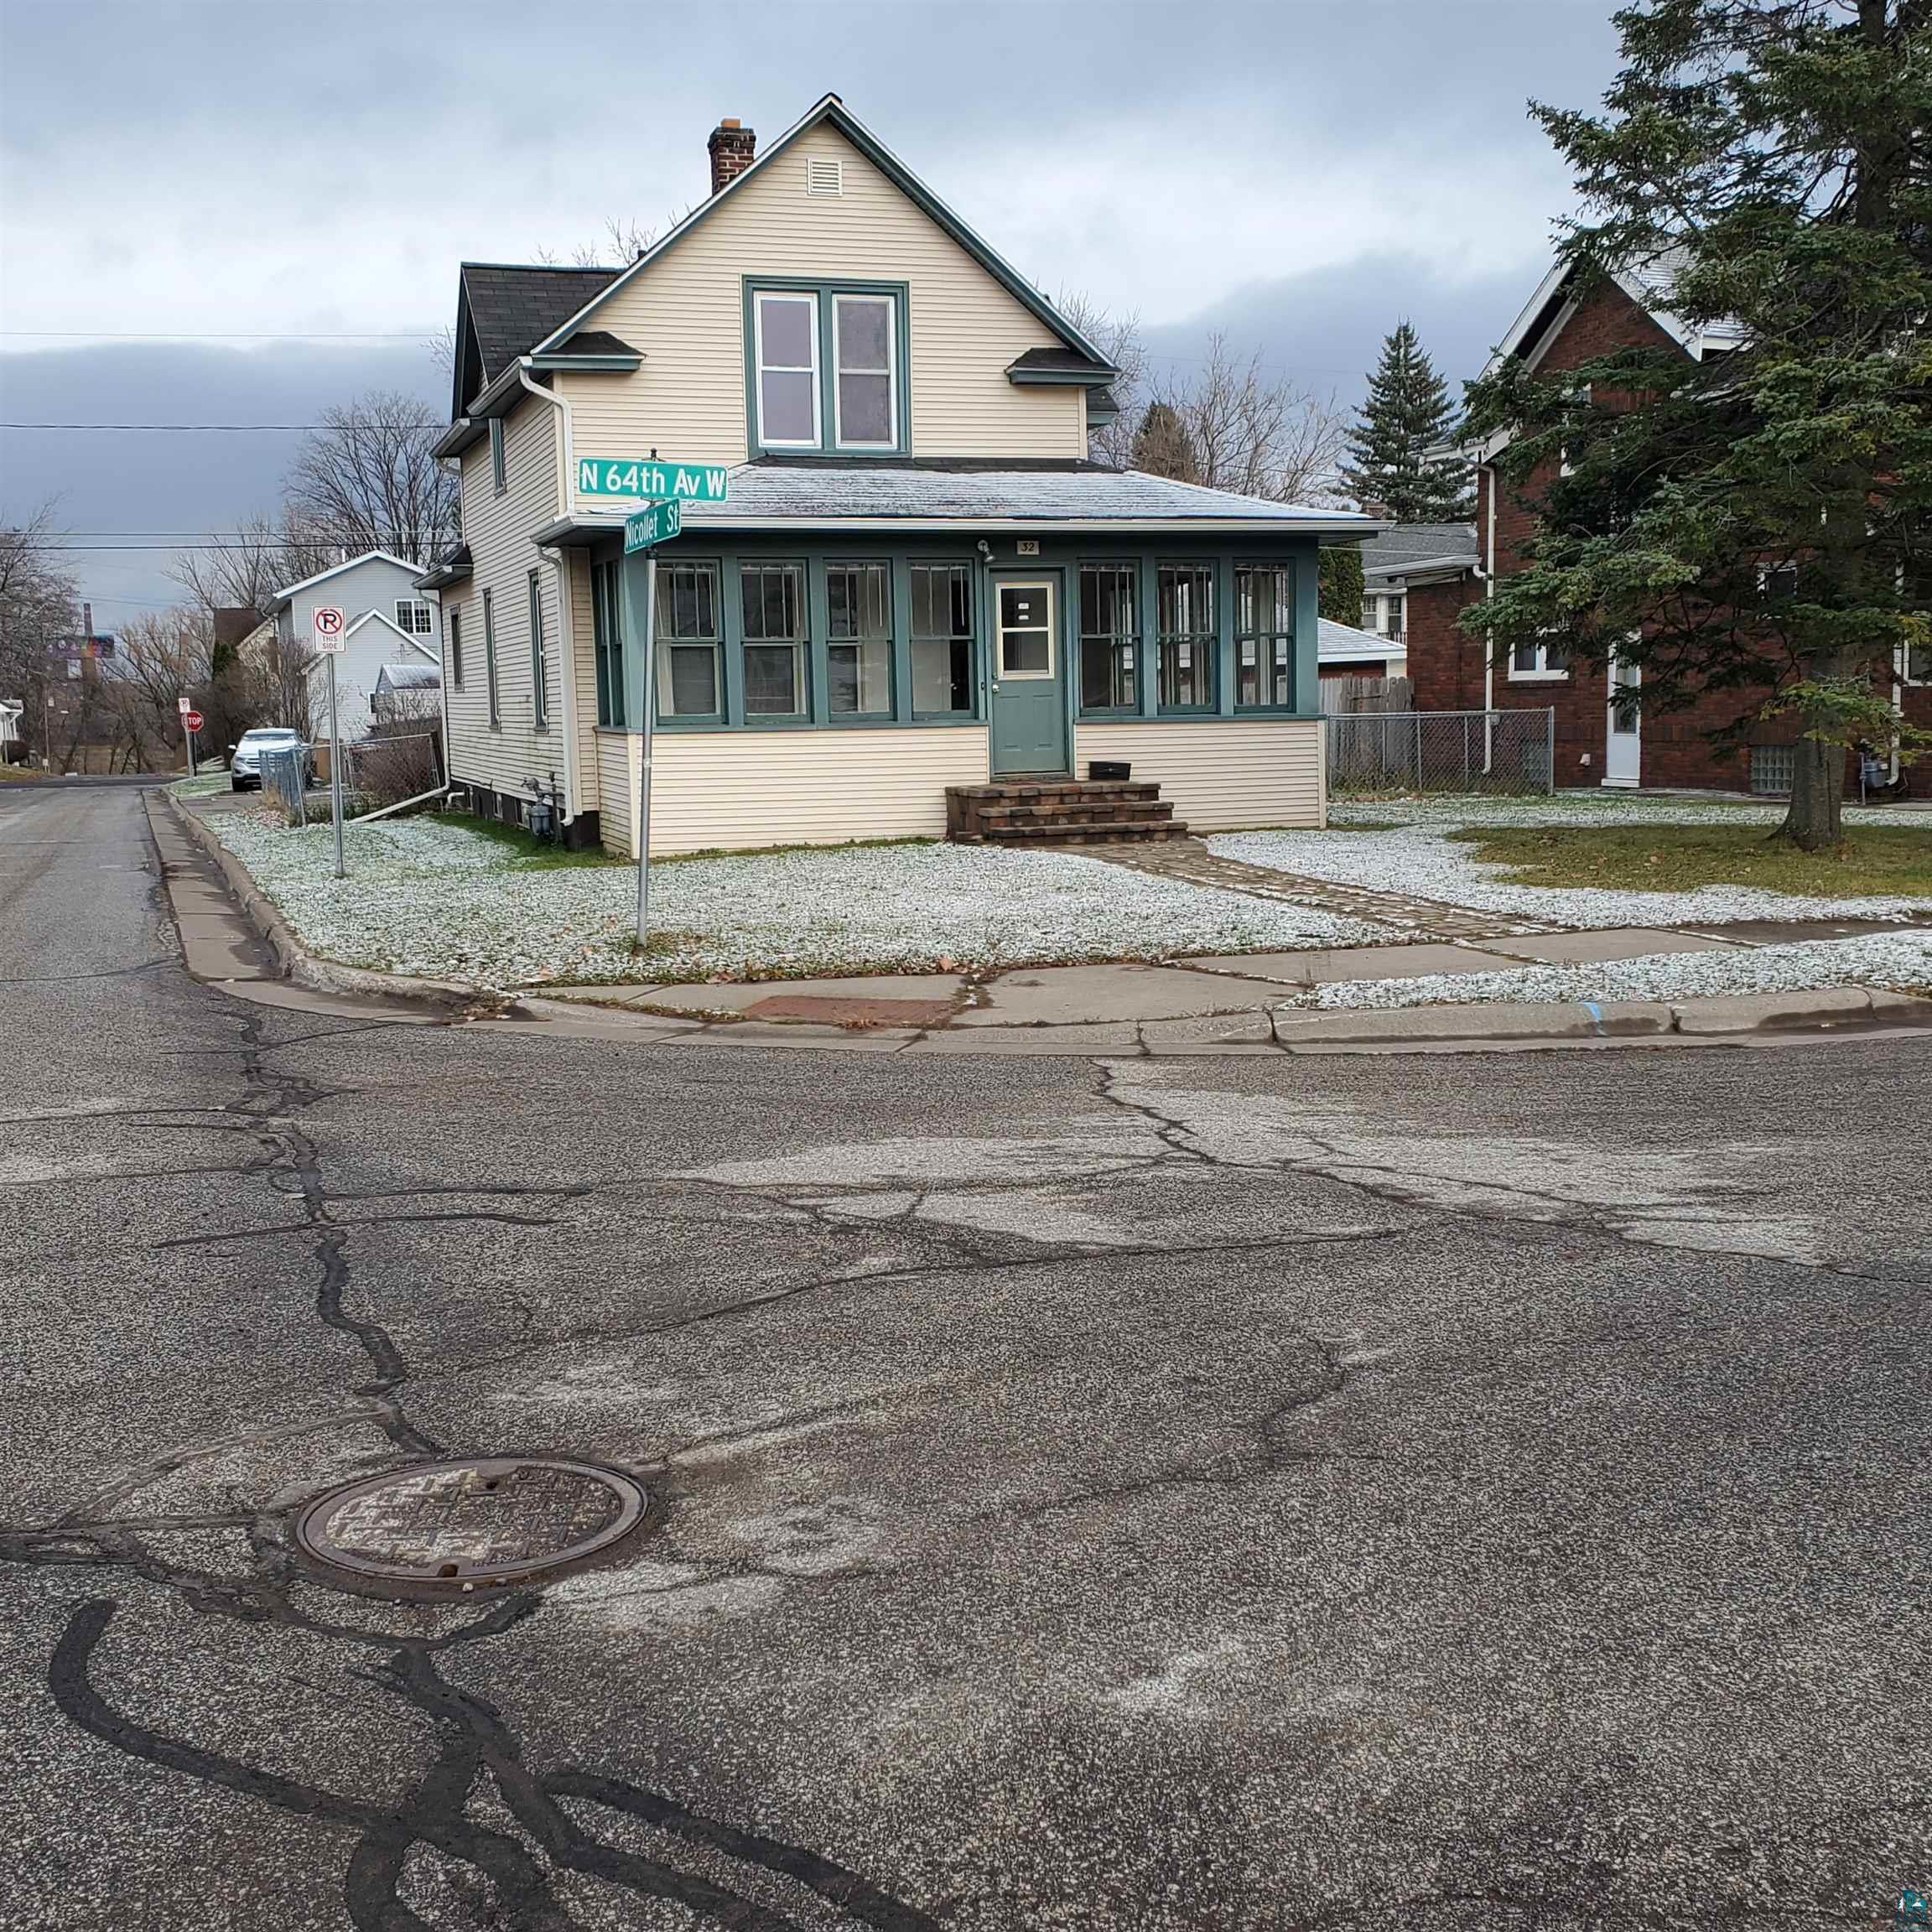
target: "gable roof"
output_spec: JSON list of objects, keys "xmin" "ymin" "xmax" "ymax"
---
[
  {"xmin": 374, "ymin": 660, "xmax": 442, "ymax": 691},
  {"xmin": 453, "ymin": 263, "xmax": 624, "ymax": 415},
  {"xmin": 527, "ymin": 95, "xmax": 1114, "ymax": 375},
  {"xmin": 272, "ymin": 550, "xmax": 435, "ymax": 610},
  {"xmin": 343, "ymin": 608, "xmax": 439, "ymax": 662},
  {"xmin": 1317, "ymin": 617, "xmax": 1404, "ymax": 660},
  {"xmin": 1361, "ymin": 522, "xmax": 1478, "ymax": 584}
]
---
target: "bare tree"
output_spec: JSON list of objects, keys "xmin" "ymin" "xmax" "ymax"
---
[
  {"xmin": 96, "ymin": 609, "xmax": 210, "ymax": 772},
  {"xmin": 283, "ymin": 391, "xmax": 459, "ymax": 565},
  {"xmin": 1142, "ymin": 335, "xmax": 1351, "ymax": 506},
  {"xmin": 167, "ymin": 514, "xmax": 335, "ymax": 625},
  {"xmin": 0, "ymin": 502, "xmax": 82, "ymax": 766},
  {"xmin": 1054, "ymin": 288, "xmax": 1147, "ymax": 469}
]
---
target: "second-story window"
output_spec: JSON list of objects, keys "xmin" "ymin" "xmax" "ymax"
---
[
  {"xmin": 394, "ymin": 599, "xmax": 434, "ymax": 635},
  {"xmin": 754, "ymin": 293, "xmax": 819, "ymax": 448},
  {"xmin": 750, "ymin": 283, "xmax": 904, "ymax": 454}
]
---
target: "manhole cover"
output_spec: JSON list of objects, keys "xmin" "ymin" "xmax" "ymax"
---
[{"xmin": 293, "ymin": 1456, "xmax": 650, "ymax": 1601}]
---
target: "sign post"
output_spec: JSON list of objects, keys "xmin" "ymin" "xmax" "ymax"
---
[
  {"xmin": 312, "ymin": 605, "xmax": 347, "ymax": 878},
  {"xmin": 177, "ymin": 693, "xmax": 198, "ymax": 778},
  {"xmin": 622, "ymin": 512, "xmax": 677, "ymax": 950}
]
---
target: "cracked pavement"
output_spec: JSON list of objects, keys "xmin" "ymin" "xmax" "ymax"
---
[{"xmin": 2, "ymin": 782, "xmax": 1928, "ymax": 1932}]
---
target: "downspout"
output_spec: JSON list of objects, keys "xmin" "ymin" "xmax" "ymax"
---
[{"xmin": 517, "ymin": 362, "xmax": 584, "ymax": 827}]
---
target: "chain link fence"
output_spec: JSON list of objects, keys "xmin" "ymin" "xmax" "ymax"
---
[
  {"xmin": 257, "ymin": 747, "xmax": 309, "ymax": 823},
  {"xmin": 1325, "ymin": 709, "xmax": 1555, "ymax": 797}
]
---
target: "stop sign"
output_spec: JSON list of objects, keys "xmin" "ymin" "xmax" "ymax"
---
[{"xmin": 183, "ymin": 709, "xmax": 205, "ymax": 732}]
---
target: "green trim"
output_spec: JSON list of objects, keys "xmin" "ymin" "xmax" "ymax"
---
[
  {"xmin": 481, "ymin": 586, "xmax": 500, "ymax": 728},
  {"xmin": 527, "ymin": 96, "xmax": 1109, "ymax": 371},
  {"xmin": 741, "ymin": 278, "xmax": 911, "ymax": 460},
  {"xmin": 1005, "ymin": 368, "xmax": 1115, "ymax": 387},
  {"xmin": 526, "ymin": 352, "xmax": 641, "ymax": 373}
]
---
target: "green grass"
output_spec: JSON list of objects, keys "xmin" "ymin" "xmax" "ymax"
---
[
  {"xmin": 1452, "ymin": 822, "xmax": 1932, "ymax": 898},
  {"xmin": 446, "ymin": 811, "xmax": 623, "ymax": 868}
]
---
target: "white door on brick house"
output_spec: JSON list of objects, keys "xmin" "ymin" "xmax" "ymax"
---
[{"xmin": 1604, "ymin": 646, "xmax": 1641, "ymax": 787}]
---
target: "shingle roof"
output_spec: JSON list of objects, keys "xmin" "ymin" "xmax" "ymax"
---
[
  {"xmin": 1005, "ymin": 345, "xmax": 1114, "ymax": 378},
  {"xmin": 460, "ymin": 264, "xmax": 623, "ymax": 383},
  {"xmin": 1317, "ymin": 618, "xmax": 1400, "ymax": 658},
  {"xmin": 375, "ymin": 662, "xmax": 442, "ymax": 691},
  {"xmin": 670, "ymin": 464, "xmax": 1379, "ymax": 530},
  {"xmin": 1360, "ymin": 522, "xmax": 1478, "ymax": 580},
  {"xmin": 550, "ymin": 329, "xmax": 638, "ymax": 357}
]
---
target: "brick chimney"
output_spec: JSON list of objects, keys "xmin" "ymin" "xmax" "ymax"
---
[{"xmin": 707, "ymin": 118, "xmax": 756, "ymax": 195}]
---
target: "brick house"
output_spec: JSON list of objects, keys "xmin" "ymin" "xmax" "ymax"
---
[{"xmin": 1405, "ymin": 260, "xmax": 1931, "ymax": 796}]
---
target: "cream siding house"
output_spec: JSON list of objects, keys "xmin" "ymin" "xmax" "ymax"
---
[{"xmin": 428, "ymin": 96, "xmax": 1376, "ymax": 856}]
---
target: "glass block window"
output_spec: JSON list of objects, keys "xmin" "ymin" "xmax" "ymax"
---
[
  {"xmin": 910, "ymin": 564, "xmax": 974, "ymax": 714},
  {"xmin": 1234, "ymin": 565, "xmax": 1293, "ymax": 709},
  {"xmin": 739, "ymin": 562, "xmax": 808, "ymax": 717},
  {"xmin": 1750, "ymin": 744, "xmax": 1795, "ymax": 795},
  {"xmin": 1157, "ymin": 564, "xmax": 1215, "ymax": 709},
  {"xmin": 827, "ymin": 563, "xmax": 892, "ymax": 716},
  {"xmin": 1079, "ymin": 566, "xmax": 1137, "ymax": 711},
  {"xmin": 654, "ymin": 562, "xmax": 721, "ymax": 719}
]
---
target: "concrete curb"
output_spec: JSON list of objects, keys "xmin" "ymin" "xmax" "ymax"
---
[
  {"xmin": 154, "ymin": 792, "xmax": 489, "ymax": 1016},
  {"xmin": 156, "ymin": 794, "xmax": 1932, "ymax": 1054}
]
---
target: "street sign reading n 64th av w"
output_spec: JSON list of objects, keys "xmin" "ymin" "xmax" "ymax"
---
[
  {"xmin": 579, "ymin": 458, "xmax": 729, "ymax": 502},
  {"xmin": 624, "ymin": 500, "xmax": 683, "ymax": 554}
]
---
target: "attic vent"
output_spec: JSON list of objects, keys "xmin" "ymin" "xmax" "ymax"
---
[{"xmin": 805, "ymin": 155, "xmax": 843, "ymax": 197}]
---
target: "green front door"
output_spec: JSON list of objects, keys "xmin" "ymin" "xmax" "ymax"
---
[{"xmin": 989, "ymin": 577, "xmax": 1068, "ymax": 774}]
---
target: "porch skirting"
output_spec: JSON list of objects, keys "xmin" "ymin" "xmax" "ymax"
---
[{"xmin": 1072, "ymin": 719, "xmax": 1327, "ymax": 832}]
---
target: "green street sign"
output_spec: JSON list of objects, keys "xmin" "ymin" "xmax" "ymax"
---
[
  {"xmin": 624, "ymin": 498, "xmax": 683, "ymax": 553},
  {"xmin": 579, "ymin": 457, "xmax": 730, "ymax": 501}
]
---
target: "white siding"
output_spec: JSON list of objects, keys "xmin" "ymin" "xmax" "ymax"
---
[
  {"xmin": 445, "ymin": 399, "xmax": 564, "ymax": 802},
  {"xmin": 595, "ymin": 730, "xmax": 637, "ymax": 858},
  {"xmin": 279, "ymin": 556, "xmax": 439, "ymax": 744},
  {"xmin": 1073, "ymin": 720, "xmax": 1327, "ymax": 830},
  {"xmin": 555, "ymin": 124, "xmax": 1084, "ymax": 501},
  {"xmin": 643, "ymin": 726, "xmax": 988, "ymax": 854}
]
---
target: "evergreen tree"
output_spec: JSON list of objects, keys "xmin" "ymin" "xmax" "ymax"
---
[
  {"xmin": 1130, "ymin": 401, "xmax": 1202, "ymax": 484},
  {"xmin": 1319, "ymin": 545, "xmax": 1366, "ymax": 626},
  {"xmin": 1341, "ymin": 324, "xmax": 1472, "ymax": 521},
  {"xmin": 1459, "ymin": 0, "xmax": 1930, "ymax": 849}
]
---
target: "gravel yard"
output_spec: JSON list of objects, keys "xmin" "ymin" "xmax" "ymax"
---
[
  {"xmin": 209, "ymin": 809, "xmax": 1392, "ymax": 989},
  {"xmin": 1306, "ymin": 929, "xmax": 1932, "ymax": 1010},
  {"xmin": 1219, "ymin": 796, "xmax": 1932, "ymax": 931}
]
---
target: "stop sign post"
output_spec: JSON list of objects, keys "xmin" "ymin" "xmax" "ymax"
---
[
  {"xmin": 312, "ymin": 607, "xmax": 347, "ymax": 879},
  {"xmin": 182, "ymin": 709, "xmax": 205, "ymax": 733},
  {"xmin": 178, "ymin": 693, "xmax": 200, "ymax": 779}
]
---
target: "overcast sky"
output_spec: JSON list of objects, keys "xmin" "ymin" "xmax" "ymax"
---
[{"xmin": 0, "ymin": 0, "xmax": 1618, "ymax": 621}]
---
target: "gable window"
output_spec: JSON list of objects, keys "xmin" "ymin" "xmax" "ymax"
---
[
  {"xmin": 448, "ymin": 608, "xmax": 464, "ymax": 689},
  {"xmin": 1079, "ymin": 566, "xmax": 1137, "ymax": 711},
  {"xmin": 747, "ymin": 282, "xmax": 906, "ymax": 454},
  {"xmin": 1235, "ymin": 565, "xmax": 1294, "ymax": 709},
  {"xmin": 1157, "ymin": 564, "xmax": 1216, "ymax": 710},
  {"xmin": 394, "ymin": 599, "xmax": 434, "ymax": 636},
  {"xmin": 481, "ymin": 588, "xmax": 500, "ymax": 726},
  {"xmin": 740, "ymin": 562, "xmax": 808, "ymax": 717},
  {"xmin": 527, "ymin": 570, "xmax": 548, "ymax": 729},
  {"xmin": 834, "ymin": 295, "xmax": 896, "ymax": 448},
  {"xmin": 1509, "ymin": 631, "xmax": 1571, "ymax": 680},
  {"xmin": 654, "ymin": 562, "xmax": 722, "ymax": 719},
  {"xmin": 591, "ymin": 558, "xmax": 625, "ymax": 727},
  {"xmin": 489, "ymin": 418, "xmax": 506, "ymax": 494},
  {"xmin": 909, "ymin": 564, "xmax": 974, "ymax": 714},
  {"xmin": 754, "ymin": 292, "xmax": 819, "ymax": 447},
  {"xmin": 827, "ymin": 563, "xmax": 892, "ymax": 715}
]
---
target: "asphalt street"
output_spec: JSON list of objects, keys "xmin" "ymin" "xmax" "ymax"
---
[{"xmin": 2, "ymin": 781, "xmax": 1927, "ymax": 1931}]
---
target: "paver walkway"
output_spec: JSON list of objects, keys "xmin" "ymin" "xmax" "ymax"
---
[{"xmin": 1093, "ymin": 839, "xmax": 1569, "ymax": 941}]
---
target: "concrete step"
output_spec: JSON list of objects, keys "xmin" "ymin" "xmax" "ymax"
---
[{"xmin": 976, "ymin": 818, "xmax": 1193, "ymax": 845}]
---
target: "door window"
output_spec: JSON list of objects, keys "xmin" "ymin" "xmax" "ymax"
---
[{"xmin": 998, "ymin": 584, "xmax": 1053, "ymax": 678}]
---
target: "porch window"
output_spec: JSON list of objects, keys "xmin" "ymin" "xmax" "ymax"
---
[
  {"xmin": 1078, "ymin": 566, "xmax": 1137, "ymax": 711},
  {"xmin": 827, "ymin": 562, "xmax": 892, "ymax": 715},
  {"xmin": 1234, "ymin": 565, "xmax": 1294, "ymax": 709},
  {"xmin": 448, "ymin": 607, "xmax": 464, "ymax": 689},
  {"xmin": 910, "ymin": 564, "xmax": 974, "ymax": 714},
  {"xmin": 590, "ymin": 559, "xmax": 624, "ymax": 727},
  {"xmin": 740, "ymin": 562, "xmax": 808, "ymax": 717},
  {"xmin": 753, "ymin": 292, "xmax": 820, "ymax": 448},
  {"xmin": 1156, "ymin": 564, "xmax": 1216, "ymax": 710},
  {"xmin": 1509, "ymin": 631, "xmax": 1571, "ymax": 680},
  {"xmin": 527, "ymin": 570, "xmax": 548, "ymax": 730},
  {"xmin": 654, "ymin": 563, "xmax": 722, "ymax": 719},
  {"xmin": 481, "ymin": 588, "xmax": 500, "ymax": 728}
]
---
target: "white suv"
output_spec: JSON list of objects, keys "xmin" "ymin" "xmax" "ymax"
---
[{"xmin": 230, "ymin": 728, "xmax": 313, "ymax": 792}]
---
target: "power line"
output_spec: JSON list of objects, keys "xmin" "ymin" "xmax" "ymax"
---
[
  {"xmin": 2, "ymin": 329, "xmax": 439, "ymax": 341},
  {"xmin": 3, "ymin": 421, "xmax": 442, "ymax": 433}
]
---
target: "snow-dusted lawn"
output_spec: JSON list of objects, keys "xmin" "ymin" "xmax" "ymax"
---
[
  {"xmin": 1213, "ymin": 795, "xmax": 1932, "ymax": 930},
  {"xmin": 209, "ymin": 809, "xmax": 1390, "ymax": 989},
  {"xmin": 1307, "ymin": 930, "xmax": 1932, "ymax": 1011}
]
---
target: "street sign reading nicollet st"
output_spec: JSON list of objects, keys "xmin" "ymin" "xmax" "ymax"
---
[
  {"xmin": 624, "ymin": 499, "xmax": 683, "ymax": 553},
  {"xmin": 579, "ymin": 458, "xmax": 730, "ymax": 501}
]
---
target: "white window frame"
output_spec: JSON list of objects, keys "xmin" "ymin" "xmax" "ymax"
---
[
  {"xmin": 394, "ymin": 599, "xmax": 432, "ymax": 636},
  {"xmin": 489, "ymin": 417, "xmax": 506, "ymax": 494},
  {"xmin": 753, "ymin": 290, "xmax": 820, "ymax": 449},
  {"xmin": 1509, "ymin": 631, "xmax": 1571, "ymax": 683},
  {"xmin": 832, "ymin": 292, "xmax": 898, "ymax": 451},
  {"xmin": 996, "ymin": 580, "xmax": 1057, "ymax": 682}
]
